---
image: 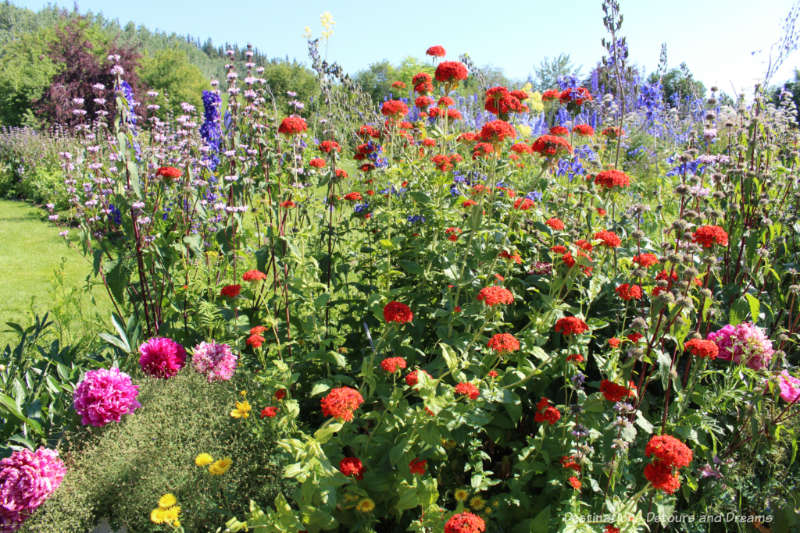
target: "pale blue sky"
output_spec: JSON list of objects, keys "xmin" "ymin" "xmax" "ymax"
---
[{"xmin": 14, "ymin": 0, "xmax": 800, "ymax": 94}]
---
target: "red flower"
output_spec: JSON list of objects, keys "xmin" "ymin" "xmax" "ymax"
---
[
  {"xmin": 339, "ymin": 457, "xmax": 365, "ymax": 480},
  {"xmin": 551, "ymin": 245, "xmax": 568, "ymax": 254},
  {"xmin": 426, "ymin": 45, "xmax": 446, "ymax": 57},
  {"xmin": 561, "ymin": 252, "xmax": 575, "ymax": 267},
  {"xmin": 278, "ymin": 115, "xmax": 307, "ymax": 135},
  {"xmin": 274, "ymin": 389, "xmax": 287, "ymax": 401},
  {"xmin": 608, "ymin": 337, "xmax": 621, "ymax": 348},
  {"xmin": 575, "ymin": 239, "xmax": 593, "ymax": 252},
  {"xmin": 383, "ymin": 301, "xmax": 413, "ymax": 324},
  {"xmin": 644, "ymin": 460, "xmax": 681, "ymax": 494},
  {"xmin": 567, "ymin": 476, "xmax": 582, "ymax": 490},
  {"xmin": 616, "ymin": 283, "xmax": 643, "ymax": 301},
  {"xmin": 601, "ymin": 126, "xmax": 624, "ymax": 139},
  {"xmin": 381, "ymin": 99, "xmax": 409, "ymax": 117},
  {"xmin": 633, "ymin": 253, "xmax": 659, "ymax": 267},
  {"xmin": 531, "ymin": 135, "xmax": 572, "ymax": 157},
  {"xmin": 559, "ymin": 87, "xmax": 592, "ymax": 106},
  {"xmin": 454, "ymin": 382, "xmax": 480, "ymax": 400},
  {"xmin": 344, "ymin": 192, "xmax": 363, "ymax": 201},
  {"xmin": 627, "ymin": 332, "xmax": 644, "ymax": 343},
  {"xmin": 549, "ymin": 125, "xmax": 569, "ymax": 136},
  {"xmin": 546, "ymin": 218, "xmax": 565, "ymax": 230},
  {"xmin": 594, "ymin": 230, "xmax": 621, "ymax": 248},
  {"xmin": 541, "ymin": 89, "xmax": 561, "ymax": 102},
  {"xmin": 357, "ymin": 125, "xmax": 380, "ymax": 138},
  {"xmin": 260, "ymin": 406, "xmax": 278, "ymax": 418},
  {"xmin": 472, "ymin": 142, "xmax": 494, "ymax": 159},
  {"xmin": 511, "ymin": 143, "xmax": 532, "ymax": 154},
  {"xmin": 335, "ymin": 169, "xmax": 348, "ymax": 178},
  {"xmin": 318, "ymin": 140, "xmax": 341, "ymax": 153},
  {"xmin": 513, "ymin": 197, "xmax": 535, "ymax": 210},
  {"xmin": 250, "ymin": 325, "xmax": 267, "ymax": 335},
  {"xmin": 308, "ymin": 157, "xmax": 326, "ymax": 169},
  {"xmin": 567, "ymin": 353, "xmax": 584, "ymax": 363},
  {"xmin": 534, "ymin": 397, "xmax": 561, "ymax": 424},
  {"xmin": 444, "ymin": 512, "xmax": 486, "ymax": 533},
  {"xmin": 405, "ymin": 369, "xmax": 431, "ymax": 387},
  {"xmin": 156, "ymin": 166, "xmax": 182, "ymax": 179},
  {"xmin": 478, "ymin": 120, "xmax": 516, "ymax": 142},
  {"xmin": 605, "ymin": 527, "xmax": 621, "ymax": 533},
  {"xmin": 380, "ymin": 357, "xmax": 407, "ymax": 373},
  {"xmin": 445, "ymin": 227, "xmax": 461, "ymax": 241},
  {"xmin": 242, "ymin": 270, "xmax": 267, "ymax": 282},
  {"xmin": 220, "ymin": 284, "xmax": 241, "ymax": 298},
  {"xmin": 280, "ymin": 200, "xmax": 295, "ymax": 208},
  {"xmin": 692, "ymin": 225, "xmax": 728, "ymax": 248},
  {"xmin": 554, "ymin": 317, "xmax": 589, "ymax": 336},
  {"xmin": 391, "ymin": 80, "xmax": 406, "ymax": 89},
  {"xmin": 477, "ymin": 286, "xmax": 514, "ymax": 306},
  {"xmin": 488, "ymin": 370, "xmax": 498, "ymax": 378},
  {"xmin": 499, "ymin": 250, "xmax": 522, "ymax": 264},
  {"xmin": 600, "ymin": 379, "xmax": 634, "ymax": 402},
  {"xmin": 685, "ymin": 338, "xmax": 719, "ymax": 359},
  {"xmin": 447, "ymin": 108, "xmax": 462, "ymax": 120},
  {"xmin": 422, "ymin": 138, "xmax": 436, "ymax": 147},
  {"xmin": 487, "ymin": 333, "xmax": 520, "ymax": 354},
  {"xmin": 484, "ymin": 86, "xmax": 526, "ymax": 116},
  {"xmin": 438, "ymin": 96, "xmax": 455, "ymax": 107},
  {"xmin": 409, "ymin": 458, "xmax": 427, "ymax": 475},
  {"xmin": 594, "ymin": 169, "xmax": 631, "ymax": 189},
  {"xmin": 462, "ymin": 199, "xmax": 478, "ymax": 208},
  {"xmin": 572, "ymin": 124, "xmax": 595, "ymax": 136},
  {"xmin": 321, "ymin": 387, "xmax": 364, "ymax": 422},
  {"xmin": 246, "ymin": 334, "xmax": 265, "ymax": 348},
  {"xmin": 435, "ymin": 61, "xmax": 468, "ymax": 83},
  {"xmin": 646, "ymin": 434, "xmax": 693, "ymax": 469},
  {"xmin": 596, "ymin": 207, "xmax": 607, "ymax": 216}
]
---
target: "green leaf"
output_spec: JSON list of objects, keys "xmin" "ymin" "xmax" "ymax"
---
[
  {"xmin": 313, "ymin": 420, "xmax": 343, "ymax": 444},
  {"xmin": 745, "ymin": 293, "xmax": 760, "ymax": 321}
]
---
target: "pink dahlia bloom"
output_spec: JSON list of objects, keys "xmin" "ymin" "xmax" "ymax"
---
[
  {"xmin": 0, "ymin": 447, "xmax": 66, "ymax": 531},
  {"xmin": 73, "ymin": 368, "xmax": 141, "ymax": 427},
  {"xmin": 707, "ymin": 322, "xmax": 774, "ymax": 370},
  {"xmin": 191, "ymin": 341, "xmax": 238, "ymax": 382},
  {"xmin": 778, "ymin": 370, "xmax": 800, "ymax": 403},
  {"xmin": 138, "ymin": 337, "xmax": 186, "ymax": 378}
]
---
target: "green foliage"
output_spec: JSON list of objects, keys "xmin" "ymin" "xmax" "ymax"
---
[
  {"xmin": 650, "ymin": 62, "xmax": 706, "ymax": 103},
  {"xmin": 139, "ymin": 48, "xmax": 208, "ymax": 117},
  {"xmin": 22, "ymin": 370, "xmax": 291, "ymax": 533},
  {"xmin": 532, "ymin": 54, "xmax": 581, "ymax": 91},
  {"xmin": 0, "ymin": 27, "xmax": 59, "ymax": 126},
  {"xmin": 355, "ymin": 57, "xmax": 434, "ymax": 103}
]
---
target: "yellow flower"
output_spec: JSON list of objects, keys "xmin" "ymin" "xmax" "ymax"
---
[
  {"xmin": 469, "ymin": 496, "xmax": 486, "ymax": 511},
  {"xmin": 302, "ymin": 26, "xmax": 312, "ymax": 39},
  {"xmin": 150, "ymin": 507, "xmax": 168, "ymax": 524},
  {"xmin": 240, "ymin": 390, "xmax": 247, "ymax": 397},
  {"xmin": 516, "ymin": 124, "xmax": 532, "ymax": 139},
  {"xmin": 209, "ymin": 457, "xmax": 232, "ymax": 475},
  {"xmin": 355, "ymin": 498, "xmax": 375, "ymax": 513},
  {"xmin": 162, "ymin": 505, "xmax": 180, "ymax": 523},
  {"xmin": 320, "ymin": 11, "xmax": 335, "ymax": 29},
  {"xmin": 231, "ymin": 400, "xmax": 251, "ymax": 418},
  {"xmin": 528, "ymin": 91, "xmax": 544, "ymax": 114},
  {"xmin": 158, "ymin": 493, "xmax": 177, "ymax": 509},
  {"xmin": 195, "ymin": 453, "xmax": 214, "ymax": 467},
  {"xmin": 454, "ymin": 489, "xmax": 469, "ymax": 502}
]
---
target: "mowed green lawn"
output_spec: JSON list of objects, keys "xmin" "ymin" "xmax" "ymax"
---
[{"xmin": 0, "ymin": 200, "xmax": 108, "ymax": 346}]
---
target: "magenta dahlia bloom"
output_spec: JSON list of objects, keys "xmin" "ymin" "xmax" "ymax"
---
[
  {"xmin": 0, "ymin": 447, "xmax": 66, "ymax": 531},
  {"xmin": 191, "ymin": 341, "xmax": 238, "ymax": 382},
  {"xmin": 73, "ymin": 368, "xmax": 141, "ymax": 427},
  {"xmin": 138, "ymin": 337, "xmax": 186, "ymax": 378},
  {"xmin": 707, "ymin": 322, "xmax": 774, "ymax": 370},
  {"xmin": 778, "ymin": 370, "xmax": 800, "ymax": 403}
]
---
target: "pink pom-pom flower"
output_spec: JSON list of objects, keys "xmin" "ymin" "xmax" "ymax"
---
[
  {"xmin": 0, "ymin": 447, "xmax": 66, "ymax": 531},
  {"xmin": 73, "ymin": 368, "xmax": 141, "ymax": 427},
  {"xmin": 191, "ymin": 341, "xmax": 238, "ymax": 382},
  {"xmin": 138, "ymin": 337, "xmax": 186, "ymax": 378}
]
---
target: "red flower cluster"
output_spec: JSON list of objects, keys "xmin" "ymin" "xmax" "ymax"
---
[
  {"xmin": 511, "ymin": 143, "xmax": 532, "ymax": 154},
  {"xmin": 391, "ymin": 80, "xmax": 406, "ymax": 89},
  {"xmin": 567, "ymin": 353, "xmax": 584, "ymax": 363},
  {"xmin": 487, "ymin": 333, "xmax": 520, "ymax": 354},
  {"xmin": 531, "ymin": 135, "xmax": 572, "ymax": 157},
  {"xmin": 242, "ymin": 269, "xmax": 267, "ymax": 282},
  {"xmin": 594, "ymin": 230, "xmax": 621, "ymax": 248},
  {"xmin": 444, "ymin": 512, "xmax": 486, "ymax": 533},
  {"xmin": 409, "ymin": 458, "xmax": 427, "ymax": 475},
  {"xmin": 357, "ymin": 124, "xmax": 380, "ymax": 138},
  {"xmin": 567, "ymin": 476, "xmax": 582, "ymax": 490},
  {"xmin": 381, "ymin": 99, "xmax": 409, "ymax": 117},
  {"xmin": 247, "ymin": 325, "xmax": 266, "ymax": 348},
  {"xmin": 616, "ymin": 283, "xmax": 643, "ymax": 301},
  {"xmin": 432, "ymin": 153, "xmax": 461, "ymax": 172},
  {"xmin": 339, "ymin": 457, "xmax": 364, "ymax": 480},
  {"xmin": 554, "ymin": 316, "xmax": 589, "ymax": 336},
  {"xmin": 478, "ymin": 120, "xmax": 516, "ymax": 143},
  {"xmin": 484, "ymin": 86, "xmax": 527, "ymax": 117},
  {"xmin": 549, "ymin": 125, "xmax": 569, "ymax": 136},
  {"xmin": 573, "ymin": 124, "xmax": 594, "ymax": 136},
  {"xmin": 260, "ymin": 406, "xmax": 278, "ymax": 418},
  {"xmin": 534, "ymin": 397, "xmax": 561, "ymax": 424},
  {"xmin": 344, "ymin": 192, "xmax": 363, "ymax": 202},
  {"xmin": 541, "ymin": 89, "xmax": 560, "ymax": 101},
  {"xmin": 454, "ymin": 382, "xmax": 480, "ymax": 400},
  {"xmin": 156, "ymin": 166, "xmax": 182, "ymax": 179},
  {"xmin": 559, "ymin": 86, "xmax": 592, "ymax": 106},
  {"xmin": 601, "ymin": 126, "xmax": 623, "ymax": 138},
  {"xmin": 608, "ymin": 337, "xmax": 621, "ymax": 348},
  {"xmin": 477, "ymin": 286, "xmax": 514, "ymax": 306},
  {"xmin": 426, "ymin": 45, "xmax": 446, "ymax": 57},
  {"xmin": 445, "ymin": 227, "xmax": 462, "ymax": 241},
  {"xmin": 434, "ymin": 61, "xmax": 468, "ymax": 83},
  {"xmin": 383, "ymin": 301, "xmax": 413, "ymax": 323},
  {"xmin": 546, "ymin": 218, "xmax": 565, "ymax": 230},
  {"xmin": 594, "ymin": 169, "xmax": 631, "ymax": 189},
  {"xmin": 684, "ymin": 339, "xmax": 719, "ymax": 359},
  {"xmin": 309, "ymin": 157, "xmax": 326, "ymax": 168},
  {"xmin": 560, "ymin": 455, "xmax": 581, "ymax": 472},
  {"xmin": 472, "ymin": 142, "xmax": 494, "ymax": 159},
  {"xmin": 380, "ymin": 357, "xmax": 407, "ymax": 373},
  {"xmin": 692, "ymin": 225, "xmax": 728, "ymax": 248},
  {"xmin": 278, "ymin": 115, "xmax": 307, "ymax": 135},
  {"xmin": 220, "ymin": 284, "xmax": 241, "ymax": 298},
  {"xmin": 633, "ymin": 253, "xmax": 659, "ymax": 267},
  {"xmin": 412, "ymin": 72, "xmax": 433, "ymax": 94},
  {"xmin": 438, "ymin": 96, "xmax": 454, "ymax": 107},
  {"xmin": 513, "ymin": 197, "xmax": 535, "ymax": 210},
  {"xmin": 644, "ymin": 434, "xmax": 692, "ymax": 494},
  {"xmin": 320, "ymin": 386, "xmax": 364, "ymax": 422},
  {"xmin": 600, "ymin": 379, "xmax": 635, "ymax": 402},
  {"xmin": 318, "ymin": 140, "xmax": 341, "ymax": 153},
  {"xmin": 405, "ymin": 369, "xmax": 431, "ymax": 386}
]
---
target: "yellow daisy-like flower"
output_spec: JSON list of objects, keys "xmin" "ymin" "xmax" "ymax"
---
[
  {"xmin": 209, "ymin": 457, "xmax": 233, "ymax": 475},
  {"xmin": 469, "ymin": 495, "xmax": 486, "ymax": 511},
  {"xmin": 454, "ymin": 489, "xmax": 469, "ymax": 502},
  {"xmin": 158, "ymin": 493, "xmax": 177, "ymax": 509},
  {"xmin": 355, "ymin": 498, "xmax": 375, "ymax": 513},
  {"xmin": 240, "ymin": 390, "xmax": 247, "ymax": 397},
  {"xmin": 150, "ymin": 507, "xmax": 168, "ymax": 524},
  {"xmin": 195, "ymin": 453, "xmax": 214, "ymax": 467},
  {"xmin": 231, "ymin": 400, "xmax": 251, "ymax": 418},
  {"xmin": 162, "ymin": 505, "xmax": 180, "ymax": 523}
]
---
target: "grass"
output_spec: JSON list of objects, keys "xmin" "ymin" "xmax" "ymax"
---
[{"xmin": 0, "ymin": 200, "xmax": 109, "ymax": 346}]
